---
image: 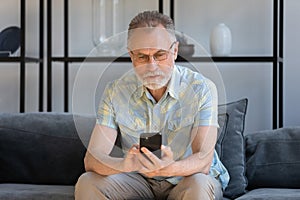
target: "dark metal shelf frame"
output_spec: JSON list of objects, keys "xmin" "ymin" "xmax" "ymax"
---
[
  {"xmin": 50, "ymin": 56, "xmax": 282, "ymax": 63},
  {"xmin": 47, "ymin": 0, "xmax": 284, "ymax": 129},
  {"xmin": 0, "ymin": 0, "xmax": 44, "ymax": 112},
  {"xmin": 169, "ymin": 0, "xmax": 284, "ymax": 129}
]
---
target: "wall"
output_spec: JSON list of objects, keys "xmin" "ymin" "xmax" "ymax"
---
[
  {"xmin": 284, "ymin": 0, "xmax": 300, "ymax": 126},
  {"xmin": 0, "ymin": 0, "xmax": 299, "ymax": 133},
  {"xmin": 0, "ymin": 0, "xmax": 40, "ymax": 112}
]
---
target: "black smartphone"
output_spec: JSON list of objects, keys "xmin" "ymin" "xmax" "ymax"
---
[{"xmin": 139, "ymin": 132, "xmax": 162, "ymax": 159}]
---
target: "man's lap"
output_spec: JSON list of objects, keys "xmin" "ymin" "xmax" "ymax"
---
[{"xmin": 75, "ymin": 172, "xmax": 222, "ymax": 200}]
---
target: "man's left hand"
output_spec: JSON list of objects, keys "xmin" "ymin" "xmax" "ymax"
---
[{"xmin": 138, "ymin": 145, "xmax": 174, "ymax": 177}]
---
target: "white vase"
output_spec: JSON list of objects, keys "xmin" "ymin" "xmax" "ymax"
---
[{"xmin": 210, "ymin": 23, "xmax": 232, "ymax": 56}]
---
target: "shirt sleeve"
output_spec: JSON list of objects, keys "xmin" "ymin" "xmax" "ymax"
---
[
  {"xmin": 194, "ymin": 77, "xmax": 219, "ymax": 128},
  {"xmin": 96, "ymin": 82, "xmax": 118, "ymax": 130}
]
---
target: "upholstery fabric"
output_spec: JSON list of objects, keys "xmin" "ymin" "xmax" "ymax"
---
[
  {"xmin": 245, "ymin": 127, "xmax": 300, "ymax": 189},
  {"xmin": 222, "ymin": 197, "xmax": 232, "ymax": 200},
  {"xmin": 216, "ymin": 98, "xmax": 248, "ymax": 199},
  {"xmin": 1, "ymin": 103, "xmax": 300, "ymax": 200},
  {"xmin": 0, "ymin": 184, "xmax": 74, "ymax": 200},
  {"xmin": 235, "ymin": 188, "xmax": 300, "ymax": 200},
  {"xmin": 0, "ymin": 112, "xmax": 95, "ymax": 185}
]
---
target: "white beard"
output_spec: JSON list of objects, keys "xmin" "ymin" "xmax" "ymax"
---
[{"xmin": 140, "ymin": 70, "xmax": 172, "ymax": 90}]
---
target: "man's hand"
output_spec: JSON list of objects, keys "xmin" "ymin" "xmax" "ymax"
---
[
  {"xmin": 138, "ymin": 145, "xmax": 174, "ymax": 177},
  {"xmin": 122, "ymin": 144, "xmax": 143, "ymax": 173}
]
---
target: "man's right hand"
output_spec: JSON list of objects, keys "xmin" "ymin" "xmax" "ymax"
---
[{"xmin": 122, "ymin": 144, "xmax": 143, "ymax": 173}]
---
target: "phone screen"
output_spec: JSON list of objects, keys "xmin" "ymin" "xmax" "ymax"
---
[{"xmin": 139, "ymin": 132, "xmax": 162, "ymax": 159}]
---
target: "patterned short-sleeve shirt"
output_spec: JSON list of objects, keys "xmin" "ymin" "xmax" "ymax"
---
[{"xmin": 97, "ymin": 65, "xmax": 229, "ymax": 190}]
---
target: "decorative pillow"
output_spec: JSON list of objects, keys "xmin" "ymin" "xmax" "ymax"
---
[
  {"xmin": 245, "ymin": 127, "xmax": 300, "ymax": 189},
  {"xmin": 0, "ymin": 112, "xmax": 95, "ymax": 185},
  {"xmin": 216, "ymin": 98, "xmax": 248, "ymax": 199}
]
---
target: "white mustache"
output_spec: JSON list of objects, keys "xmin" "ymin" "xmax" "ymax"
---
[{"xmin": 142, "ymin": 71, "xmax": 165, "ymax": 79}]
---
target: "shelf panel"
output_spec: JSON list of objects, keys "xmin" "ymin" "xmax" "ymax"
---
[
  {"xmin": 51, "ymin": 56, "xmax": 131, "ymax": 63},
  {"xmin": 178, "ymin": 56, "xmax": 284, "ymax": 63},
  {"xmin": 0, "ymin": 57, "xmax": 42, "ymax": 63},
  {"xmin": 50, "ymin": 56, "xmax": 283, "ymax": 63}
]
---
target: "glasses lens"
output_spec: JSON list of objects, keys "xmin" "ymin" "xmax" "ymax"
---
[
  {"xmin": 136, "ymin": 54, "xmax": 148, "ymax": 63},
  {"xmin": 132, "ymin": 42, "xmax": 176, "ymax": 63},
  {"xmin": 153, "ymin": 51, "xmax": 168, "ymax": 61}
]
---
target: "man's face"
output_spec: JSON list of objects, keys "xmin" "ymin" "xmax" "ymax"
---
[{"xmin": 128, "ymin": 26, "xmax": 178, "ymax": 90}]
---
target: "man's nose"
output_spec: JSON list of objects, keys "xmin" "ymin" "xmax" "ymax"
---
[
  {"xmin": 145, "ymin": 56, "xmax": 157, "ymax": 70},
  {"xmin": 147, "ymin": 63, "xmax": 158, "ymax": 70}
]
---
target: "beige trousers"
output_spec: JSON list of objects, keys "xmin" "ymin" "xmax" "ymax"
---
[{"xmin": 75, "ymin": 172, "xmax": 223, "ymax": 200}]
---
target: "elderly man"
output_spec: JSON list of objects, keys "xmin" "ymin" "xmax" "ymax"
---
[{"xmin": 75, "ymin": 10, "xmax": 229, "ymax": 200}]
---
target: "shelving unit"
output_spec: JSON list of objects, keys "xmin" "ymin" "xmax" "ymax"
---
[
  {"xmin": 0, "ymin": 0, "xmax": 44, "ymax": 112},
  {"xmin": 170, "ymin": 0, "xmax": 284, "ymax": 129},
  {"xmin": 46, "ymin": 0, "xmax": 283, "ymax": 129}
]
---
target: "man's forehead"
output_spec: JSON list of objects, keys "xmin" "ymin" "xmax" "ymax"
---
[{"xmin": 128, "ymin": 27, "xmax": 175, "ymax": 51}]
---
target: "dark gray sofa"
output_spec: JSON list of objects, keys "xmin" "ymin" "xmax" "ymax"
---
[{"xmin": 1, "ymin": 99, "xmax": 300, "ymax": 200}]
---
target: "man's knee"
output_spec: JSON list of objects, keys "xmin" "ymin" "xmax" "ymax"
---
[
  {"xmin": 189, "ymin": 173, "xmax": 222, "ymax": 199},
  {"xmin": 188, "ymin": 173, "xmax": 212, "ymax": 186},
  {"xmin": 75, "ymin": 171, "xmax": 107, "ymax": 199},
  {"xmin": 76, "ymin": 171, "xmax": 98, "ymax": 189},
  {"xmin": 170, "ymin": 173, "xmax": 222, "ymax": 200}
]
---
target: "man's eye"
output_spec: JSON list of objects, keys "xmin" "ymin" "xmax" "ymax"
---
[
  {"xmin": 155, "ymin": 52, "xmax": 167, "ymax": 58},
  {"xmin": 137, "ymin": 54, "xmax": 147, "ymax": 59}
]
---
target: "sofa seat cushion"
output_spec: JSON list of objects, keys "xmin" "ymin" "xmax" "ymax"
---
[
  {"xmin": 245, "ymin": 127, "xmax": 300, "ymax": 189},
  {"xmin": 0, "ymin": 184, "xmax": 74, "ymax": 200},
  {"xmin": 235, "ymin": 188, "xmax": 300, "ymax": 200}
]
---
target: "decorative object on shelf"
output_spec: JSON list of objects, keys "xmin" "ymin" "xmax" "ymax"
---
[
  {"xmin": 92, "ymin": 0, "xmax": 122, "ymax": 56},
  {"xmin": 0, "ymin": 26, "xmax": 21, "ymax": 57},
  {"xmin": 176, "ymin": 32, "xmax": 195, "ymax": 57},
  {"xmin": 210, "ymin": 23, "xmax": 232, "ymax": 56}
]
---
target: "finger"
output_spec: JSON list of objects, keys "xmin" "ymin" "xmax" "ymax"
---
[
  {"xmin": 139, "ymin": 166, "xmax": 150, "ymax": 174},
  {"xmin": 161, "ymin": 145, "xmax": 173, "ymax": 158},
  {"xmin": 141, "ymin": 147, "xmax": 162, "ymax": 170},
  {"xmin": 140, "ymin": 147, "xmax": 161, "ymax": 166},
  {"xmin": 137, "ymin": 151, "xmax": 152, "ymax": 165},
  {"xmin": 129, "ymin": 144, "xmax": 139, "ymax": 153},
  {"xmin": 132, "ymin": 143, "xmax": 139, "ymax": 149},
  {"xmin": 137, "ymin": 151, "xmax": 157, "ymax": 170},
  {"xmin": 126, "ymin": 144, "xmax": 139, "ymax": 158}
]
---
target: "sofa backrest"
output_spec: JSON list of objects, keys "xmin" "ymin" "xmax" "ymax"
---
[
  {"xmin": 0, "ymin": 112, "xmax": 95, "ymax": 185},
  {"xmin": 0, "ymin": 99, "xmax": 249, "ymax": 199}
]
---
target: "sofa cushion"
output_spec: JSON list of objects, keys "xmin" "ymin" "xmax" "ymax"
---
[
  {"xmin": 245, "ymin": 127, "xmax": 300, "ymax": 189},
  {"xmin": 216, "ymin": 98, "xmax": 248, "ymax": 199},
  {"xmin": 235, "ymin": 188, "xmax": 300, "ymax": 200},
  {"xmin": 0, "ymin": 112, "xmax": 95, "ymax": 185},
  {"xmin": 0, "ymin": 184, "xmax": 74, "ymax": 200}
]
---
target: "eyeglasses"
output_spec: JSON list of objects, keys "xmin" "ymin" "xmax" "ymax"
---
[{"xmin": 130, "ymin": 41, "xmax": 176, "ymax": 64}]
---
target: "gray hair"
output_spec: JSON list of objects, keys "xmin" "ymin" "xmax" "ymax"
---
[
  {"xmin": 128, "ymin": 10, "xmax": 175, "ymax": 31},
  {"xmin": 127, "ymin": 11, "xmax": 176, "ymax": 42}
]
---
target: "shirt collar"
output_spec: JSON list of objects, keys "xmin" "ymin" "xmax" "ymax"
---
[{"xmin": 167, "ymin": 65, "xmax": 180, "ymax": 100}]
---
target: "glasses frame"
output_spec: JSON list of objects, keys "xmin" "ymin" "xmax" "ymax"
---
[{"xmin": 130, "ymin": 41, "xmax": 177, "ymax": 64}]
